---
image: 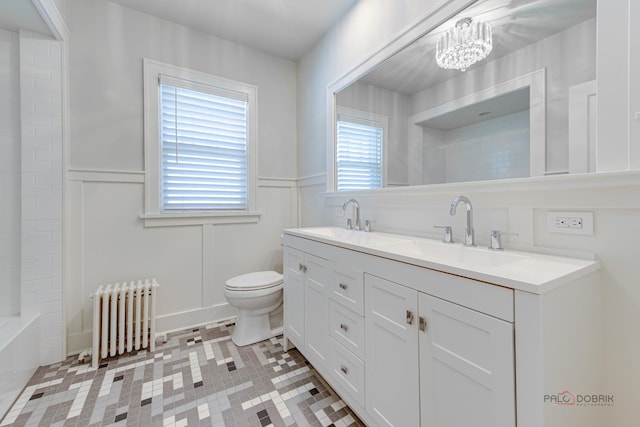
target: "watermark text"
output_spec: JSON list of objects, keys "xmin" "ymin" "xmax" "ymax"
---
[{"xmin": 543, "ymin": 390, "xmax": 614, "ymax": 407}]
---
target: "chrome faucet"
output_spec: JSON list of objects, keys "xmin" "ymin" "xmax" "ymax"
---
[
  {"xmin": 449, "ymin": 195, "xmax": 475, "ymax": 246},
  {"xmin": 342, "ymin": 198, "xmax": 361, "ymax": 231}
]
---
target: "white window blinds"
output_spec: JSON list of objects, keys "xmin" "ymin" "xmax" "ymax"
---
[
  {"xmin": 159, "ymin": 79, "xmax": 249, "ymax": 211},
  {"xmin": 336, "ymin": 120, "xmax": 383, "ymax": 191}
]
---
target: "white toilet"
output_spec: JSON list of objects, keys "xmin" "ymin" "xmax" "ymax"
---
[{"xmin": 224, "ymin": 271, "xmax": 284, "ymax": 346}]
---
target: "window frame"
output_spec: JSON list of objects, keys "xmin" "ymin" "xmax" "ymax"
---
[
  {"xmin": 142, "ymin": 59, "xmax": 259, "ymax": 226},
  {"xmin": 335, "ymin": 106, "xmax": 388, "ymax": 191}
]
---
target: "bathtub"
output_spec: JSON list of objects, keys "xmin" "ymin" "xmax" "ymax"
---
[{"xmin": 0, "ymin": 313, "xmax": 40, "ymax": 420}]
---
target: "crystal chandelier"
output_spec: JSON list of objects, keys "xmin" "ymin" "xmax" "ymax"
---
[{"xmin": 436, "ymin": 17, "xmax": 492, "ymax": 72}]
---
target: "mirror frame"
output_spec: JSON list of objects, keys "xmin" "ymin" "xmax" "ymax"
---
[{"xmin": 326, "ymin": 0, "xmax": 613, "ymax": 192}]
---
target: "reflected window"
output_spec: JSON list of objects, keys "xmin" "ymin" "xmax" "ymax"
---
[{"xmin": 336, "ymin": 110, "xmax": 385, "ymax": 191}]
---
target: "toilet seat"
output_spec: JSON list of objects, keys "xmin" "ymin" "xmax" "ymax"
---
[{"xmin": 225, "ymin": 271, "xmax": 283, "ymax": 291}]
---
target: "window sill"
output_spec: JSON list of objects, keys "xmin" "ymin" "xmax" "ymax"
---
[{"xmin": 140, "ymin": 211, "xmax": 261, "ymax": 227}]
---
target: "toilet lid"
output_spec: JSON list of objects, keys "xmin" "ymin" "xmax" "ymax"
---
[{"xmin": 225, "ymin": 271, "xmax": 283, "ymax": 291}]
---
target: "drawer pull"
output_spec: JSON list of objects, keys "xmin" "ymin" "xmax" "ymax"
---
[
  {"xmin": 339, "ymin": 283, "xmax": 348, "ymax": 290},
  {"xmin": 340, "ymin": 323, "xmax": 349, "ymax": 332},
  {"xmin": 419, "ymin": 316, "xmax": 427, "ymax": 332},
  {"xmin": 406, "ymin": 310, "xmax": 414, "ymax": 325},
  {"xmin": 340, "ymin": 365, "xmax": 349, "ymax": 375}
]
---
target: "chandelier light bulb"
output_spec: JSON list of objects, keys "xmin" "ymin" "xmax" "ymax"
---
[{"xmin": 436, "ymin": 17, "xmax": 493, "ymax": 72}]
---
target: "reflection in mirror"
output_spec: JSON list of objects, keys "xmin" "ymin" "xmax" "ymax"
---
[{"xmin": 334, "ymin": 0, "xmax": 597, "ymax": 190}]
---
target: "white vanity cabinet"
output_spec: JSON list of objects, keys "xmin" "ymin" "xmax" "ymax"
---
[
  {"xmin": 365, "ymin": 274, "xmax": 515, "ymax": 427},
  {"xmin": 283, "ymin": 228, "xmax": 602, "ymax": 427}
]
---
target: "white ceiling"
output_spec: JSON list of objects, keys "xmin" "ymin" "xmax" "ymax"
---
[{"xmin": 109, "ymin": 0, "xmax": 358, "ymax": 60}]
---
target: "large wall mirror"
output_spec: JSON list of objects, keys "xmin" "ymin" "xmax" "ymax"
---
[{"xmin": 333, "ymin": 0, "xmax": 597, "ymax": 190}]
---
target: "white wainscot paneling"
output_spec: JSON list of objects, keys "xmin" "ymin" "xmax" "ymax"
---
[
  {"xmin": 298, "ymin": 174, "xmax": 327, "ymax": 227},
  {"xmin": 82, "ymin": 182, "xmax": 203, "ymax": 312},
  {"xmin": 66, "ymin": 173, "xmax": 297, "ymax": 354},
  {"xmin": 67, "ymin": 178, "xmax": 204, "ymax": 353},
  {"xmin": 207, "ymin": 182, "xmax": 297, "ymax": 301}
]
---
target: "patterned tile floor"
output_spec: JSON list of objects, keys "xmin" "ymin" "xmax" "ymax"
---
[{"xmin": 0, "ymin": 320, "xmax": 364, "ymax": 427}]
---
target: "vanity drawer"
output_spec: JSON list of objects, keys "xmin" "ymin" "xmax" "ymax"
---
[
  {"xmin": 329, "ymin": 300, "xmax": 365, "ymax": 359},
  {"xmin": 330, "ymin": 338, "xmax": 365, "ymax": 407},
  {"xmin": 332, "ymin": 266, "xmax": 364, "ymax": 315}
]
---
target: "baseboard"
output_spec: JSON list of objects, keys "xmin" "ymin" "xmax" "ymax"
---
[
  {"xmin": 66, "ymin": 303, "xmax": 237, "ymax": 356},
  {"xmin": 156, "ymin": 304, "xmax": 236, "ymax": 333}
]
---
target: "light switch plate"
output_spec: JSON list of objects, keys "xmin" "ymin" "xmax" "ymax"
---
[{"xmin": 546, "ymin": 211, "xmax": 594, "ymax": 235}]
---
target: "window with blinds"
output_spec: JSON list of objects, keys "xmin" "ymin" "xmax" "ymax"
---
[
  {"xmin": 159, "ymin": 80, "xmax": 249, "ymax": 211},
  {"xmin": 336, "ymin": 119, "xmax": 383, "ymax": 191}
]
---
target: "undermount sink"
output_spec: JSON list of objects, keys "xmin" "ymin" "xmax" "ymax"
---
[
  {"xmin": 298, "ymin": 227, "xmax": 410, "ymax": 247},
  {"xmin": 379, "ymin": 239, "xmax": 527, "ymax": 268},
  {"xmin": 295, "ymin": 227, "xmax": 526, "ymax": 269}
]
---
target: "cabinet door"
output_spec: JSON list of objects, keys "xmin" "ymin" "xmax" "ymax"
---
[
  {"xmin": 283, "ymin": 247, "xmax": 305, "ymax": 348},
  {"xmin": 365, "ymin": 274, "xmax": 419, "ymax": 427},
  {"xmin": 304, "ymin": 254, "xmax": 331, "ymax": 367},
  {"xmin": 419, "ymin": 293, "xmax": 515, "ymax": 427}
]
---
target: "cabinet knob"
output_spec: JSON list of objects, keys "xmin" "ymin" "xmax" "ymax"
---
[
  {"xmin": 340, "ymin": 323, "xmax": 349, "ymax": 333},
  {"xmin": 406, "ymin": 310, "xmax": 414, "ymax": 325},
  {"xmin": 340, "ymin": 365, "xmax": 348, "ymax": 375},
  {"xmin": 419, "ymin": 316, "xmax": 427, "ymax": 332},
  {"xmin": 299, "ymin": 264, "xmax": 307, "ymax": 273},
  {"xmin": 339, "ymin": 283, "xmax": 348, "ymax": 290}
]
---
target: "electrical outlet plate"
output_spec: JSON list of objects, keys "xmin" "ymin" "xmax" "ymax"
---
[{"xmin": 546, "ymin": 211, "xmax": 594, "ymax": 235}]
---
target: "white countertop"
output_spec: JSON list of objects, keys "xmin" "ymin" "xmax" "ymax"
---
[{"xmin": 284, "ymin": 227, "xmax": 600, "ymax": 294}]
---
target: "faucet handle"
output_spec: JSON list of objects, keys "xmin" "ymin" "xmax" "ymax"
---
[
  {"xmin": 489, "ymin": 230, "xmax": 519, "ymax": 251},
  {"xmin": 346, "ymin": 218, "xmax": 353, "ymax": 230},
  {"xmin": 434, "ymin": 225, "xmax": 454, "ymax": 244},
  {"xmin": 364, "ymin": 220, "xmax": 372, "ymax": 232}
]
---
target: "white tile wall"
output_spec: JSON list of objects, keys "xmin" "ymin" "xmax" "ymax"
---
[
  {"xmin": 19, "ymin": 31, "xmax": 64, "ymax": 366},
  {"xmin": 0, "ymin": 29, "xmax": 21, "ymax": 316},
  {"xmin": 438, "ymin": 111, "xmax": 530, "ymax": 183}
]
